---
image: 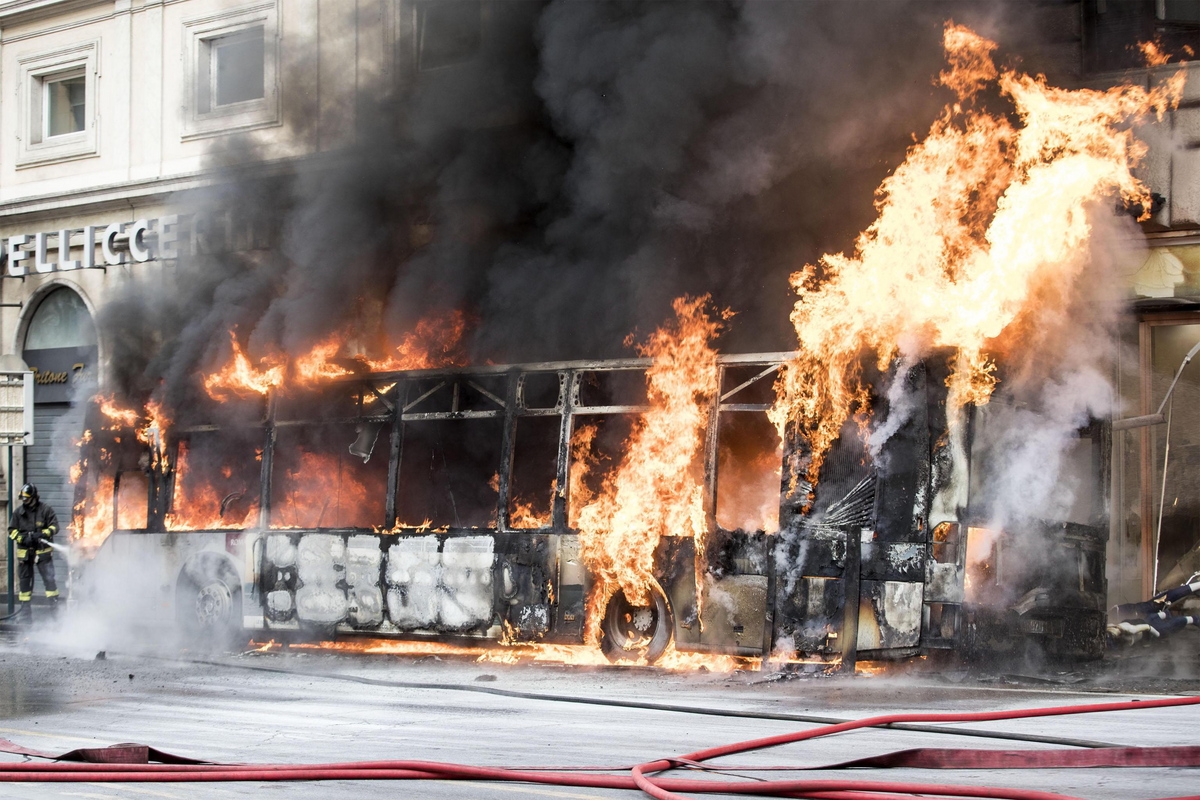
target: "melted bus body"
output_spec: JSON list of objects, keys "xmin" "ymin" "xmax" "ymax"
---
[{"xmin": 76, "ymin": 354, "xmax": 1110, "ymax": 665}]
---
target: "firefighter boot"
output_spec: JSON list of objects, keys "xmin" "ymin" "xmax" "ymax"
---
[
  {"xmin": 44, "ymin": 595, "xmax": 59, "ymax": 623},
  {"xmin": 14, "ymin": 601, "xmax": 32, "ymax": 627}
]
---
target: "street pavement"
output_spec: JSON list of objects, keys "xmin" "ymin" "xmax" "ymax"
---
[{"xmin": 0, "ymin": 627, "xmax": 1198, "ymax": 799}]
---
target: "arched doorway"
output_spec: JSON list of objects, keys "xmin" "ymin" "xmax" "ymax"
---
[{"xmin": 20, "ymin": 286, "xmax": 98, "ymax": 531}]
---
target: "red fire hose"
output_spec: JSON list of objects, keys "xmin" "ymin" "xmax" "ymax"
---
[
  {"xmin": 632, "ymin": 693, "xmax": 1200, "ymax": 800},
  {"xmin": 0, "ymin": 694, "xmax": 1196, "ymax": 799}
]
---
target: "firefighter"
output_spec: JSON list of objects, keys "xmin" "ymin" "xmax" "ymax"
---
[{"xmin": 8, "ymin": 484, "xmax": 60, "ymax": 622}]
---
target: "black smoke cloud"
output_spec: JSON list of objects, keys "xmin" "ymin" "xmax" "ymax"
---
[{"xmin": 97, "ymin": 1, "xmax": 1068, "ymax": 410}]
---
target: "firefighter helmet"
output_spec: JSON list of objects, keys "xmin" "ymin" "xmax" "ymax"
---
[{"xmin": 18, "ymin": 484, "xmax": 37, "ymax": 504}]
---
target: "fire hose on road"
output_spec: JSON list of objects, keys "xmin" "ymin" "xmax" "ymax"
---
[{"xmin": 0, "ymin": 694, "xmax": 1197, "ymax": 799}]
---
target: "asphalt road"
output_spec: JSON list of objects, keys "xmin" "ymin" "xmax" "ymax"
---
[{"xmin": 0, "ymin": 626, "xmax": 1198, "ymax": 799}]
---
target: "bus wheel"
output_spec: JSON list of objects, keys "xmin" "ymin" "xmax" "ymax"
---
[
  {"xmin": 193, "ymin": 581, "xmax": 234, "ymax": 627},
  {"xmin": 177, "ymin": 558, "xmax": 241, "ymax": 647},
  {"xmin": 600, "ymin": 582, "xmax": 672, "ymax": 664}
]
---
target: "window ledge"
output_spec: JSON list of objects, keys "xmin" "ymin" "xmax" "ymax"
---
[{"xmin": 181, "ymin": 112, "xmax": 281, "ymax": 143}]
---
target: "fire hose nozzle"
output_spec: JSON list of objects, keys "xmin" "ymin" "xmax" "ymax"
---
[
  {"xmin": 1113, "ymin": 341, "xmax": 1200, "ymax": 432},
  {"xmin": 1112, "ymin": 412, "xmax": 1166, "ymax": 431}
]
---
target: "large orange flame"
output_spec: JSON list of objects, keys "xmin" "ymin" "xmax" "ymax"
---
[
  {"xmin": 204, "ymin": 331, "xmax": 286, "ymax": 399},
  {"xmin": 97, "ymin": 395, "xmax": 140, "ymax": 429},
  {"xmin": 770, "ymin": 24, "xmax": 1186, "ymax": 482},
  {"xmin": 509, "ymin": 495, "xmax": 552, "ymax": 528},
  {"xmin": 71, "ymin": 473, "xmax": 114, "ymax": 551},
  {"xmin": 716, "ymin": 441, "xmax": 782, "ymax": 533},
  {"xmin": 71, "ymin": 396, "xmax": 173, "ymax": 549},
  {"xmin": 362, "ymin": 310, "xmax": 469, "ymax": 372},
  {"xmin": 269, "ymin": 450, "xmax": 386, "ymax": 529},
  {"xmin": 293, "ymin": 335, "xmax": 355, "ymax": 382},
  {"xmin": 263, "ymin": 638, "xmax": 743, "ymax": 671},
  {"xmin": 574, "ymin": 296, "xmax": 724, "ymax": 644},
  {"xmin": 566, "ymin": 422, "xmax": 600, "ymax": 529},
  {"xmin": 136, "ymin": 400, "xmax": 171, "ymax": 473},
  {"xmin": 166, "ymin": 441, "xmax": 260, "ymax": 531},
  {"xmin": 202, "ymin": 312, "xmax": 468, "ymax": 401}
]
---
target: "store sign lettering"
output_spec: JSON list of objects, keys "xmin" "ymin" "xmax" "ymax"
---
[
  {"xmin": 3, "ymin": 212, "xmax": 271, "ymax": 277},
  {"xmin": 30, "ymin": 363, "xmax": 86, "ymax": 385}
]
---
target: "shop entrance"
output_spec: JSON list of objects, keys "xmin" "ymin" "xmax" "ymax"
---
[{"xmin": 20, "ymin": 287, "xmax": 97, "ymax": 534}]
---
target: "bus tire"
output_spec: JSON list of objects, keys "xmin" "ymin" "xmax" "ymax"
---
[
  {"xmin": 599, "ymin": 581, "xmax": 672, "ymax": 664},
  {"xmin": 176, "ymin": 556, "xmax": 242, "ymax": 648}
]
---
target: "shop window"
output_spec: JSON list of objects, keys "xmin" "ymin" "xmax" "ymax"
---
[
  {"xmin": 16, "ymin": 42, "xmax": 98, "ymax": 167},
  {"xmin": 24, "ymin": 288, "xmax": 97, "ymax": 351},
  {"xmin": 1112, "ymin": 314, "xmax": 1200, "ymax": 605},
  {"xmin": 1147, "ymin": 323, "xmax": 1200, "ymax": 589},
  {"xmin": 184, "ymin": 5, "xmax": 278, "ymax": 139},
  {"xmin": 21, "ymin": 286, "xmax": 97, "ymax": 405}
]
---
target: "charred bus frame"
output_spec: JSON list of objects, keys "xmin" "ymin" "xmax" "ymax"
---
[{"xmin": 76, "ymin": 353, "xmax": 1111, "ymax": 666}]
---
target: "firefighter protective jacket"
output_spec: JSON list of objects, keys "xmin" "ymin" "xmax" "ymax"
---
[{"xmin": 9, "ymin": 502, "xmax": 59, "ymax": 557}]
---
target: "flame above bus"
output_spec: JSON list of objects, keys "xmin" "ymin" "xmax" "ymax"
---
[
  {"xmin": 573, "ymin": 295, "xmax": 725, "ymax": 643},
  {"xmin": 203, "ymin": 311, "xmax": 468, "ymax": 400},
  {"xmin": 770, "ymin": 23, "xmax": 1185, "ymax": 484}
]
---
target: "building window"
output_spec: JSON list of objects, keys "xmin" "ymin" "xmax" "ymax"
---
[
  {"xmin": 1083, "ymin": 0, "xmax": 1199, "ymax": 74},
  {"xmin": 184, "ymin": 4, "xmax": 279, "ymax": 140},
  {"xmin": 43, "ymin": 70, "xmax": 86, "ymax": 138},
  {"xmin": 16, "ymin": 42, "xmax": 98, "ymax": 167},
  {"xmin": 1162, "ymin": 0, "xmax": 1200, "ymax": 24},
  {"xmin": 200, "ymin": 26, "xmax": 266, "ymax": 113}
]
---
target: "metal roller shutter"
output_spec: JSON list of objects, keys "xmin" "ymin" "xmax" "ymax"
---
[{"xmin": 25, "ymin": 403, "xmax": 83, "ymax": 532}]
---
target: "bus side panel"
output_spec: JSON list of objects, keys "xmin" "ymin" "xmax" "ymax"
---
[{"xmin": 78, "ymin": 531, "xmax": 253, "ymax": 630}]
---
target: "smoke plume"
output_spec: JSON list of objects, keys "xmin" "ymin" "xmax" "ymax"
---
[{"xmin": 97, "ymin": 1, "xmax": 1041, "ymax": 411}]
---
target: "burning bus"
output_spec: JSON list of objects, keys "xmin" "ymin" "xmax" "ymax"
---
[
  {"xmin": 63, "ymin": 22, "xmax": 1181, "ymax": 669},
  {"xmin": 69, "ymin": 306, "xmax": 1110, "ymax": 668}
]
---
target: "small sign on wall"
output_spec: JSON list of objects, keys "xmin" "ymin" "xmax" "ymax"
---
[
  {"xmin": 22, "ymin": 346, "xmax": 96, "ymax": 404},
  {"xmin": 0, "ymin": 372, "xmax": 34, "ymax": 446}
]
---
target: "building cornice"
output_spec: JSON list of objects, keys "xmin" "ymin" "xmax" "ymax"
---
[
  {"xmin": 0, "ymin": 173, "xmax": 208, "ymax": 225},
  {"xmin": 0, "ymin": 151, "xmax": 352, "ymax": 226},
  {"xmin": 0, "ymin": 0, "xmax": 110, "ymax": 29}
]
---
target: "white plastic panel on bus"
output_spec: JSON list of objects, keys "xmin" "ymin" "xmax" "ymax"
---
[
  {"xmin": 439, "ymin": 536, "xmax": 494, "ymax": 629},
  {"xmin": 296, "ymin": 534, "xmax": 348, "ymax": 624},
  {"xmin": 387, "ymin": 535, "xmax": 440, "ymax": 629},
  {"xmin": 346, "ymin": 534, "xmax": 383, "ymax": 627}
]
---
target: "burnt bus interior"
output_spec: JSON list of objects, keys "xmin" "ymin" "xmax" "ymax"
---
[
  {"xmin": 79, "ymin": 353, "xmax": 1110, "ymax": 666},
  {"xmin": 774, "ymin": 358, "xmax": 1110, "ymax": 671}
]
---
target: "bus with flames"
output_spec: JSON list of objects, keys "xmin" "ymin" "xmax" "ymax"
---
[{"xmin": 72, "ymin": 352, "xmax": 1110, "ymax": 667}]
